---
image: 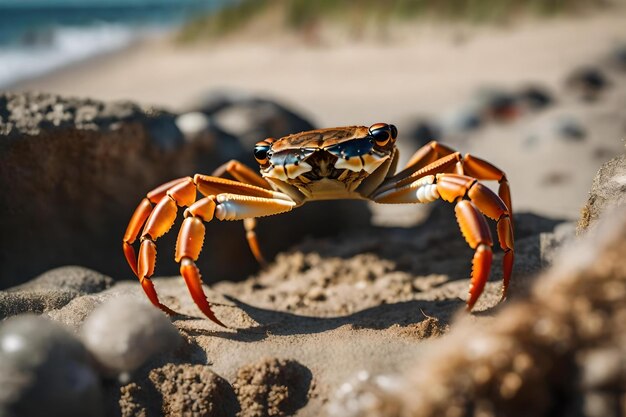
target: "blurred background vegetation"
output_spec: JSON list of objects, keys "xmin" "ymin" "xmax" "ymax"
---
[{"xmin": 178, "ymin": 0, "xmax": 607, "ymax": 42}]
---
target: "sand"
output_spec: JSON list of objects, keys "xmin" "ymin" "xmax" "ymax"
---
[
  {"xmin": 5, "ymin": 9, "xmax": 626, "ymax": 416},
  {"xmin": 12, "ymin": 11, "xmax": 626, "ymax": 221}
]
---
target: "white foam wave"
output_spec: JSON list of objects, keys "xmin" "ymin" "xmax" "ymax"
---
[{"xmin": 0, "ymin": 24, "xmax": 140, "ymax": 87}]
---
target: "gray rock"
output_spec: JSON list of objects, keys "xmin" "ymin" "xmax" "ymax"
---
[
  {"xmin": 187, "ymin": 90, "xmax": 316, "ymax": 152},
  {"xmin": 0, "ymin": 266, "xmax": 113, "ymax": 319},
  {"xmin": 0, "ymin": 314, "xmax": 104, "ymax": 417},
  {"xmin": 81, "ymin": 296, "xmax": 181, "ymax": 376},
  {"xmin": 578, "ymin": 153, "xmax": 626, "ymax": 232},
  {"xmin": 556, "ymin": 117, "xmax": 587, "ymax": 141},
  {"xmin": 565, "ymin": 66, "xmax": 611, "ymax": 102},
  {"xmin": 11, "ymin": 265, "xmax": 113, "ymax": 294}
]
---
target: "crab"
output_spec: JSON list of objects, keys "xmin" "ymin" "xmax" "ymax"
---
[{"xmin": 123, "ymin": 123, "xmax": 514, "ymax": 327}]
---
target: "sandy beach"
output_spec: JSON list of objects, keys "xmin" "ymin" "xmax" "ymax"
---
[
  {"xmin": 13, "ymin": 11, "xmax": 626, "ymax": 221},
  {"xmin": 3, "ymin": 6, "xmax": 626, "ymax": 416}
]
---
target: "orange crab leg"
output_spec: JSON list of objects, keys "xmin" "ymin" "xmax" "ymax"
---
[
  {"xmin": 461, "ymin": 154, "xmax": 514, "ymax": 228},
  {"xmin": 211, "ymin": 159, "xmax": 272, "ymax": 190},
  {"xmin": 122, "ymin": 177, "xmax": 190, "ymax": 276},
  {"xmin": 403, "ymin": 141, "xmax": 457, "ymax": 174},
  {"xmin": 436, "ymin": 173, "xmax": 514, "ymax": 301},
  {"xmin": 122, "ymin": 198, "xmax": 153, "ymax": 276},
  {"xmin": 124, "ymin": 177, "xmax": 197, "ymax": 316},
  {"xmin": 209, "ymin": 162, "xmax": 276, "ymax": 263},
  {"xmin": 174, "ymin": 193, "xmax": 295, "ymax": 326},
  {"xmin": 243, "ymin": 218, "xmax": 267, "ymax": 266},
  {"xmin": 372, "ymin": 171, "xmax": 514, "ymax": 309},
  {"xmin": 454, "ymin": 200, "xmax": 494, "ymax": 309}
]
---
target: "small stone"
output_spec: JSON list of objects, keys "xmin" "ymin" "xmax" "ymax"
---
[
  {"xmin": 81, "ymin": 296, "xmax": 181, "ymax": 376},
  {"xmin": 0, "ymin": 314, "xmax": 104, "ymax": 417}
]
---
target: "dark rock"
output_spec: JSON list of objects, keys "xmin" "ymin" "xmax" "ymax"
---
[
  {"xmin": 186, "ymin": 90, "xmax": 316, "ymax": 154},
  {"xmin": 81, "ymin": 296, "xmax": 181, "ymax": 376},
  {"xmin": 407, "ymin": 118, "xmax": 442, "ymax": 147},
  {"xmin": 565, "ymin": 67, "xmax": 611, "ymax": 101},
  {"xmin": 0, "ymin": 92, "xmax": 224, "ymax": 287},
  {"xmin": 0, "ymin": 314, "xmax": 104, "ymax": 417},
  {"xmin": 518, "ymin": 85, "xmax": 554, "ymax": 111},
  {"xmin": 0, "ymin": 266, "xmax": 113, "ymax": 318},
  {"xmin": 578, "ymin": 153, "xmax": 626, "ymax": 232},
  {"xmin": 609, "ymin": 44, "xmax": 626, "ymax": 72},
  {"xmin": 556, "ymin": 117, "xmax": 587, "ymax": 141},
  {"xmin": 475, "ymin": 88, "xmax": 521, "ymax": 123}
]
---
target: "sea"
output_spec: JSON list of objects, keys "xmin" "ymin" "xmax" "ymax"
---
[{"xmin": 0, "ymin": 0, "xmax": 229, "ymax": 87}]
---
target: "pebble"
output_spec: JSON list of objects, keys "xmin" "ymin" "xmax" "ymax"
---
[
  {"xmin": 0, "ymin": 314, "xmax": 104, "ymax": 417},
  {"xmin": 81, "ymin": 296, "xmax": 181, "ymax": 377}
]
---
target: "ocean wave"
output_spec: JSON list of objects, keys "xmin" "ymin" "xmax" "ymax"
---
[{"xmin": 0, "ymin": 24, "xmax": 143, "ymax": 87}]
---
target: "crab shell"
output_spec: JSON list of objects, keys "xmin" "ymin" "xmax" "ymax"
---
[{"xmin": 256, "ymin": 124, "xmax": 398, "ymax": 202}]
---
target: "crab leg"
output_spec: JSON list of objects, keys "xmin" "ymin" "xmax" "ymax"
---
[
  {"xmin": 122, "ymin": 177, "xmax": 190, "ymax": 276},
  {"xmin": 395, "ymin": 142, "xmax": 513, "ymax": 225},
  {"xmin": 390, "ymin": 141, "xmax": 458, "ymax": 184},
  {"xmin": 436, "ymin": 174, "xmax": 514, "ymax": 304},
  {"xmin": 211, "ymin": 159, "xmax": 272, "ymax": 190},
  {"xmin": 207, "ymin": 164, "xmax": 274, "ymax": 263},
  {"xmin": 372, "ymin": 173, "xmax": 514, "ymax": 309},
  {"xmin": 460, "ymin": 154, "xmax": 513, "ymax": 228},
  {"xmin": 134, "ymin": 177, "xmax": 197, "ymax": 316},
  {"xmin": 243, "ymin": 218, "xmax": 267, "ymax": 265},
  {"xmin": 175, "ymin": 193, "xmax": 296, "ymax": 326}
]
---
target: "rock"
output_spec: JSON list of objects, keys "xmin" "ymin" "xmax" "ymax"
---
[
  {"xmin": 186, "ymin": 90, "xmax": 316, "ymax": 152},
  {"xmin": 0, "ymin": 92, "xmax": 370, "ymax": 289},
  {"xmin": 0, "ymin": 92, "xmax": 229, "ymax": 287},
  {"xmin": 0, "ymin": 290, "xmax": 76, "ymax": 319},
  {"xmin": 517, "ymin": 85, "xmax": 554, "ymax": 111},
  {"xmin": 328, "ymin": 202, "xmax": 626, "ymax": 417},
  {"xmin": 0, "ymin": 314, "xmax": 104, "ymax": 417},
  {"xmin": 0, "ymin": 266, "xmax": 113, "ymax": 318},
  {"xmin": 556, "ymin": 116, "xmax": 587, "ymax": 141},
  {"xmin": 609, "ymin": 44, "xmax": 626, "ymax": 72},
  {"xmin": 233, "ymin": 358, "xmax": 312, "ymax": 417},
  {"xmin": 565, "ymin": 67, "xmax": 611, "ymax": 102},
  {"xmin": 11, "ymin": 266, "xmax": 113, "ymax": 293},
  {"xmin": 175, "ymin": 111, "xmax": 245, "ymax": 162},
  {"xmin": 578, "ymin": 153, "xmax": 626, "ymax": 232},
  {"xmin": 148, "ymin": 364, "xmax": 237, "ymax": 417},
  {"xmin": 406, "ymin": 118, "xmax": 442, "ymax": 147},
  {"xmin": 439, "ymin": 106, "xmax": 482, "ymax": 135},
  {"xmin": 81, "ymin": 296, "xmax": 181, "ymax": 376},
  {"xmin": 474, "ymin": 88, "xmax": 521, "ymax": 123}
]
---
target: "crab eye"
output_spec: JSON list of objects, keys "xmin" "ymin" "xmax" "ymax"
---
[
  {"xmin": 369, "ymin": 124, "xmax": 391, "ymax": 146},
  {"xmin": 390, "ymin": 124, "xmax": 398, "ymax": 139},
  {"xmin": 254, "ymin": 141, "xmax": 271, "ymax": 165}
]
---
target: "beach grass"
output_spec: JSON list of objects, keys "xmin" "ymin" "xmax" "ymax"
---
[{"xmin": 177, "ymin": 0, "xmax": 607, "ymax": 42}]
